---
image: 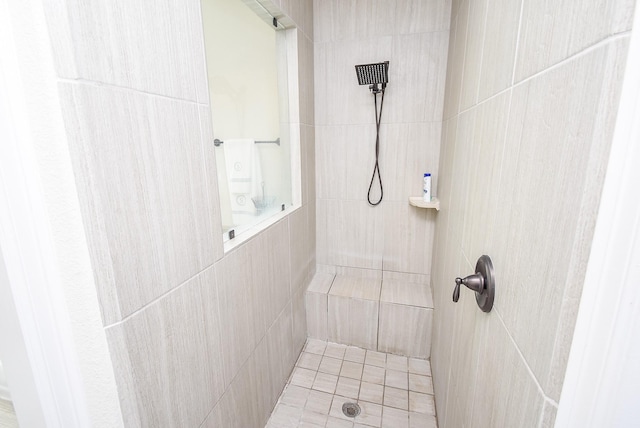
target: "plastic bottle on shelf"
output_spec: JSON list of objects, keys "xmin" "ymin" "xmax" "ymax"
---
[{"xmin": 423, "ymin": 173, "xmax": 431, "ymax": 202}]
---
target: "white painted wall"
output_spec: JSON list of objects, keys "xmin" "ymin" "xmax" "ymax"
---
[
  {"xmin": 0, "ymin": 251, "xmax": 47, "ymax": 427},
  {"xmin": 555, "ymin": 2, "xmax": 640, "ymax": 426},
  {"xmin": 0, "ymin": 0, "xmax": 123, "ymax": 426}
]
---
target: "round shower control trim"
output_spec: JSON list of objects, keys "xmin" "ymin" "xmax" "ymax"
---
[{"xmin": 452, "ymin": 255, "xmax": 495, "ymax": 312}]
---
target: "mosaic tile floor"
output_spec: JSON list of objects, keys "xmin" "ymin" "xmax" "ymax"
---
[
  {"xmin": 265, "ymin": 339, "xmax": 438, "ymax": 428},
  {"xmin": 0, "ymin": 399, "xmax": 18, "ymax": 428}
]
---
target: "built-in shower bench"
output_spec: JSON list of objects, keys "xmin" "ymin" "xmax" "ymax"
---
[{"xmin": 305, "ymin": 270, "xmax": 433, "ymax": 358}]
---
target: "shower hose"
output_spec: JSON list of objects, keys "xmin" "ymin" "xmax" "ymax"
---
[{"xmin": 368, "ymin": 87, "xmax": 385, "ymax": 206}]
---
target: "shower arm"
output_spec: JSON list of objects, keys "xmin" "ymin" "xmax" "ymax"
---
[{"xmin": 369, "ymin": 82, "xmax": 386, "ymax": 94}]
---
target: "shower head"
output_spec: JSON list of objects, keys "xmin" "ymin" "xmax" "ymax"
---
[{"xmin": 355, "ymin": 61, "xmax": 389, "ymax": 93}]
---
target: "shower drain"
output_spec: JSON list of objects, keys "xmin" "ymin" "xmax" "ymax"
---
[{"xmin": 341, "ymin": 402, "xmax": 361, "ymax": 418}]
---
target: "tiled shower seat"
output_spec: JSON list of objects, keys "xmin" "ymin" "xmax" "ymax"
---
[{"xmin": 306, "ymin": 272, "xmax": 433, "ymax": 358}]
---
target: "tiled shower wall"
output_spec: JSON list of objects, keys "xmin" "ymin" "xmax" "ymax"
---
[
  {"xmin": 42, "ymin": 0, "xmax": 314, "ymax": 426},
  {"xmin": 432, "ymin": 0, "xmax": 635, "ymax": 427},
  {"xmin": 314, "ymin": 1, "xmax": 451, "ymax": 283}
]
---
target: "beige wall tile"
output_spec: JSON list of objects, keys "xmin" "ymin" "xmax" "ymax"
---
[
  {"xmin": 515, "ymin": 0, "xmax": 635, "ymax": 81},
  {"xmin": 497, "ymin": 40, "xmax": 628, "ymax": 398},
  {"xmin": 290, "ymin": 205, "xmax": 311, "ymax": 294},
  {"xmin": 442, "ymin": 0, "xmax": 469, "ymax": 120},
  {"xmin": 380, "ymin": 280, "xmax": 433, "ymax": 308},
  {"xmin": 477, "ymin": 0, "xmax": 522, "ymax": 101},
  {"xmin": 266, "ymin": 304, "xmax": 296, "ymax": 409},
  {"xmin": 328, "ymin": 276, "xmax": 382, "ymax": 301},
  {"xmin": 433, "ymin": 0, "xmax": 631, "ymax": 421},
  {"xmin": 333, "ymin": 266, "xmax": 383, "ymax": 280},
  {"xmin": 200, "ymin": 392, "xmax": 233, "ymax": 427},
  {"xmin": 430, "ymin": 243, "xmax": 463, "ymax": 422},
  {"xmin": 382, "ymin": 202, "xmax": 436, "ymax": 275},
  {"xmin": 315, "ymin": 125, "xmax": 377, "ymax": 200},
  {"xmin": 446, "ymin": 108, "xmax": 477, "ymax": 246},
  {"xmin": 44, "ymin": 0, "xmax": 208, "ymax": 102},
  {"xmin": 395, "ymin": 0, "xmax": 452, "ymax": 34},
  {"xmin": 378, "ymin": 302, "xmax": 432, "ymax": 358},
  {"xmin": 52, "ymin": 0, "xmax": 315, "ymax": 425},
  {"xmin": 105, "ymin": 267, "xmax": 225, "ymax": 427},
  {"xmin": 440, "ymin": 287, "xmax": 485, "ymax": 427},
  {"xmin": 328, "ymin": 295, "xmax": 379, "ymax": 349},
  {"xmin": 250, "ymin": 220, "xmax": 292, "ymax": 341},
  {"xmin": 215, "ymin": 245, "xmax": 258, "ymax": 385},
  {"xmin": 301, "ymin": 124, "xmax": 316, "ymax": 206},
  {"xmin": 316, "ymin": 199, "xmax": 384, "ymax": 270},
  {"xmin": 287, "ymin": 123, "xmax": 302, "ymax": 209},
  {"xmin": 298, "ymin": 32, "xmax": 315, "ymax": 126},
  {"xmin": 60, "ymin": 83, "xmax": 219, "ymax": 323},
  {"xmin": 306, "ymin": 290, "xmax": 328, "ymax": 340},
  {"xmin": 434, "ymin": 117, "xmax": 458, "ymax": 225},
  {"xmin": 379, "ymin": 122, "xmax": 442, "ymax": 202},
  {"xmin": 252, "ymin": 338, "xmax": 276, "ymax": 426},
  {"xmin": 461, "ymin": 90, "xmax": 511, "ymax": 259},
  {"xmin": 307, "ymin": 199, "xmax": 317, "ymax": 285},
  {"xmin": 540, "ymin": 401, "xmax": 558, "ymax": 428},
  {"xmin": 225, "ymin": 351, "xmax": 263, "ymax": 428},
  {"xmin": 459, "ymin": 0, "xmax": 488, "ymax": 110},
  {"xmin": 313, "ymin": 0, "xmax": 397, "ymax": 44},
  {"xmin": 451, "ymin": 0, "xmax": 463, "ymax": 20},
  {"xmin": 382, "ymin": 270, "xmax": 430, "ymax": 285},
  {"xmin": 327, "ymin": 295, "xmax": 349, "ymax": 345},
  {"xmin": 307, "ymin": 272, "xmax": 336, "ymax": 293},
  {"xmin": 313, "ymin": 2, "xmax": 450, "ymax": 357},
  {"xmin": 469, "ymin": 315, "xmax": 545, "ymax": 427},
  {"xmin": 386, "ymin": 31, "xmax": 449, "ymax": 123},
  {"xmin": 291, "ymin": 287, "xmax": 308, "ymax": 355}
]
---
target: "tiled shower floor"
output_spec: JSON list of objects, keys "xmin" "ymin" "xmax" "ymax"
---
[
  {"xmin": 265, "ymin": 339, "xmax": 438, "ymax": 428},
  {"xmin": 0, "ymin": 399, "xmax": 18, "ymax": 427}
]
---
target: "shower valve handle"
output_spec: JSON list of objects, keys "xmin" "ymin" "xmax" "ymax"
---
[
  {"xmin": 452, "ymin": 255, "xmax": 495, "ymax": 312},
  {"xmin": 452, "ymin": 274, "xmax": 484, "ymax": 302}
]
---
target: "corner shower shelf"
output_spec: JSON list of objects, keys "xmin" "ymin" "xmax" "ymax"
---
[{"xmin": 409, "ymin": 196, "xmax": 440, "ymax": 211}]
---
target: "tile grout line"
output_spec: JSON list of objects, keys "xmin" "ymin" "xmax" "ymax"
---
[
  {"xmin": 58, "ymin": 77, "xmax": 208, "ymax": 106},
  {"xmin": 494, "ymin": 306, "xmax": 559, "ymax": 407},
  {"xmin": 314, "ymin": 120, "xmax": 447, "ymax": 127},
  {"xmin": 457, "ymin": 31, "xmax": 632, "ymax": 118},
  {"xmin": 104, "ymin": 263, "xmax": 216, "ymax": 330},
  {"xmin": 269, "ymin": 339, "xmax": 437, "ymax": 426},
  {"xmin": 473, "ymin": 0, "xmax": 491, "ymax": 104},
  {"xmin": 313, "ymin": 28, "xmax": 451, "ymax": 46},
  {"xmin": 509, "ymin": 0, "xmax": 527, "ymax": 86}
]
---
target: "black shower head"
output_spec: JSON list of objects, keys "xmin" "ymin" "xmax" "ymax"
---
[{"xmin": 355, "ymin": 61, "xmax": 389, "ymax": 93}]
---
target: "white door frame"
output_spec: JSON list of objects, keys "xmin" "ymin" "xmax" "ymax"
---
[{"xmin": 555, "ymin": 3, "xmax": 640, "ymax": 426}]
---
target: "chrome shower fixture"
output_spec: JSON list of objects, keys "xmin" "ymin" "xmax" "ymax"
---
[{"xmin": 355, "ymin": 61, "xmax": 389, "ymax": 94}]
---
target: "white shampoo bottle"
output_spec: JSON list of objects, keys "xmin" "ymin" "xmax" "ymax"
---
[{"xmin": 423, "ymin": 173, "xmax": 431, "ymax": 202}]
